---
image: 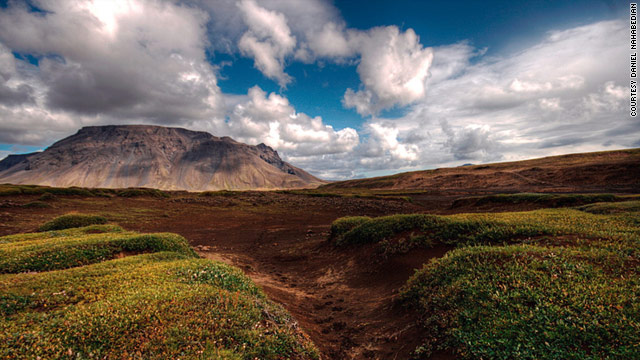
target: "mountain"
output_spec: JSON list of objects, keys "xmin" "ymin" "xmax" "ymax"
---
[
  {"xmin": 322, "ymin": 149, "xmax": 640, "ymax": 193},
  {"xmin": 0, "ymin": 125, "xmax": 326, "ymax": 191}
]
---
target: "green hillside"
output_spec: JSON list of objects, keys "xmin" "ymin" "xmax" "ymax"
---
[
  {"xmin": 0, "ymin": 216, "xmax": 318, "ymax": 359},
  {"xmin": 331, "ymin": 201, "xmax": 640, "ymax": 358}
]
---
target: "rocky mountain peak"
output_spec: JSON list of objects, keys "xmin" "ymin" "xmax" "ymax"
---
[{"xmin": 0, "ymin": 125, "xmax": 325, "ymax": 190}]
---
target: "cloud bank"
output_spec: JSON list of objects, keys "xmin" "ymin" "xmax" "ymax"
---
[{"xmin": 0, "ymin": 0, "xmax": 633, "ymax": 179}]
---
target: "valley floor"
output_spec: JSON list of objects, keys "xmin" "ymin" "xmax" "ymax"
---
[{"xmin": 1, "ymin": 189, "xmax": 638, "ymax": 359}]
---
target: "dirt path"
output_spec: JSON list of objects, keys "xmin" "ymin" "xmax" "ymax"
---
[
  {"xmin": 197, "ymin": 220, "xmax": 452, "ymax": 359},
  {"xmin": 152, "ymin": 196, "xmax": 433, "ymax": 359}
]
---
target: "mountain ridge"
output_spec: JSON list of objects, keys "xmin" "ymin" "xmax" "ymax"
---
[{"xmin": 0, "ymin": 125, "xmax": 325, "ymax": 191}]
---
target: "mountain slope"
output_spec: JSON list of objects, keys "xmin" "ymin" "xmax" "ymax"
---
[
  {"xmin": 322, "ymin": 148, "xmax": 640, "ymax": 193},
  {"xmin": 0, "ymin": 125, "xmax": 325, "ymax": 190}
]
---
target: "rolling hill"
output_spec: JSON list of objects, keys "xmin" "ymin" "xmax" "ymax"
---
[{"xmin": 322, "ymin": 149, "xmax": 640, "ymax": 193}]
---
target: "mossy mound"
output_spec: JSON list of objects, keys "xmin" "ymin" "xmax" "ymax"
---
[
  {"xmin": 39, "ymin": 214, "xmax": 108, "ymax": 231},
  {"xmin": 0, "ymin": 221, "xmax": 318, "ymax": 359}
]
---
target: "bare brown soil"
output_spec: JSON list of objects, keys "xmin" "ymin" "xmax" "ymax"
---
[{"xmin": 0, "ymin": 190, "xmax": 572, "ymax": 359}]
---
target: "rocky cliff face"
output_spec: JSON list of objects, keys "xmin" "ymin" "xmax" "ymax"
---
[{"xmin": 0, "ymin": 125, "xmax": 325, "ymax": 190}]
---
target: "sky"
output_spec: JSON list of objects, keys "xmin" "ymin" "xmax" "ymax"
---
[{"xmin": 0, "ymin": 0, "xmax": 634, "ymax": 179}]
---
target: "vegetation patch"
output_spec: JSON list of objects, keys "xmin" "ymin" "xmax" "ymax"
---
[
  {"xmin": 38, "ymin": 192, "xmax": 56, "ymax": 201},
  {"xmin": 333, "ymin": 213, "xmax": 557, "ymax": 251},
  {"xmin": 329, "ymin": 216, "xmax": 371, "ymax": 242},
  {"xmin": 400, "ymin": 245, "xmax": 640, "ymax": 359},
  {"xmin": 200, "ymin": 190, "xmax": 241, "ymax": 197},
  {"xmin": 578, "ymin": 200, "xmax": 640, "ymax": 214},
  {"xmin": 332, "ymin": 209, "xmax": 640, "ymax": 255},
  {"xmin": 277, "ymin": 189, "xmax": 412, "ymax": 202},
  {"xmin": 0, "ymin": 229, "xmax": 318, "ymax": 359},
  {"xmin": 0, "ymin": 184, "xmax": 115, "ymax": 197},
  {"xmin": 21, "ymin": 201, "xmax": 52, "ymax": 209},
  {"xmin": 39, "ymin": 213, "xmax": 108, "ymax": 231},
  {"xmin": 0, "ymin": 227, "xmax": 198, "ymax": 273},
  {"xmin": 327, "ymin": 205, "xmax": 640, "ymax": 358},
  {"xmin": 116, "ymin": 188, "xmax": 170, "ymax": 198},
  {"xmin": 0, "ymin": 225, "xmax": 125, "ymax": 245},
  {"xmin": 451, "ymin": 193, "xmax": 621, "ymax": 208}
]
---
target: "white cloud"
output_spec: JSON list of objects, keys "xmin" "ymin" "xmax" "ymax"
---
[
  {"xmin": 227, "ymin": 86, "xmax": 359, "ymax": 157},
  {"xmin": 0, "ymin": 1, "xmax": 634, "ymax": 181},
  {"xmin": 306, "ymin": 22, "xmax": 354, "ymax": 58},
  {"xmin": 237, "ymin": 0, "xmax": 296, "ymax": 87},
  {"xmin": 0, "ymin": 0, "xmax": 224, "ymax": 125},
  {"xmin": 366, "ymin": 123, "xmax": 418, "ymax": 161},
  {"xmin": 343, "ymin": 27, "xmax": 433, "ymax": 116},
  {"xmin": 359, "ymin": 19, "xmax": 633, "ymax": 172}
]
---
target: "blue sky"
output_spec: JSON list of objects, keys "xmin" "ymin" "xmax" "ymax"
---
[
  {"xmin": 216, "ymin": 0, "xmax": 625, "ymax": 131},
  {"xmin": 0, "ymin": 0, "xmax": 634, "ymax": 179}
]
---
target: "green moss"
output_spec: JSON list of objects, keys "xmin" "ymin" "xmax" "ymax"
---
[
  {"xmin": 334, "ymin": 213, "xmax": 555, "ymax": 248},
  {"xmin": 336, "ymin": 204, "xmax": 640, "ymax": 358},
  {"xmin": 37, "ymin": 192, "xmax": 56, "ymax": 201},
  {"xmin": 0, "ymin": 252, "xmax": 318, "ymax": 359},
  {"xmin": 332, "ymin": 209, "xmax": 640, "ymax": 255},
  {"xmin": 0, "ymin": 227, "xmax": 318, "ymax": 359},
  {"xmin": 39, "ymin": 214, "xmax": 108, "ymax": 231},
  {"xmin": 200, "ymin": 190, "xmax": 240, "ymax": 197},
  {"xmin": 0, "ymin": 225, "xmax": 125, "ymax": 245},
  {"xmin": 0, "ymin": 185, "xmax": 22, "ymax": 196},
  {"xmin": 452, "ymin": 193, "xmax": 620, "ymax": 208},
  {"xmin": 0, "ymin": 228, "xmax": 198, "ymax": 273},
  {"xmin": 276, "ymin": 189, "xmax": 414, "ymax": 201},
  {"xmin": 400, "ymin": 245, "xmax": 640, "ymax": 359},
  {"xmin": 21, "ymin": 201, "xmax": 52, "ymax": 209},
  {"xmin": 0, "ymin": 184, "xmax": 116, "ymax": 197},
  {"xmin": 329, "ymin": 216, "xmax": 371, "ymax": 242},
  {"xmin": 578, "ymin": 200, "xmax": 640, "ymax": 214},
  {"xmin": 116, "ymin": 188, "xmax": 170, "ymax": 198}
]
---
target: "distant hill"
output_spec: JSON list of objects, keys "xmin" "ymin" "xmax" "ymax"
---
[
  {"xmin": 0, "ymin": 125, "xmax": 325, "ymax": 191},
  {"xmin": 322, "ymin": 149, "xmax": 640, "ymax": 193}
]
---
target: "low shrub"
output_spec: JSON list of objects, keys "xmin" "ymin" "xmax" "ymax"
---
[
  {"xmin": 38, "ymin": 214, "xmax": 108, "ymax": 231},
  {"xmin": 578, "ymin": 200, "xmax": 640, "ymax": 214},
  {"xmin": 452, "ymin": 193, "xmax": 620, "ymax": 208},
  {"xmin": 116, "ymin": 188, "xmax": 170, "ymax": 198},
  {"xmin": 0, "ymin": 230, "xmax": 197, "ymax": 273},
  {"xmin": 21, "ymin": 201, "xmax": 52, "ymax": 209},
  {"xmin": 37, "ymin": 192, "xmax": 56, "ymax": 201},
  {"xmin": 329, "ymin": 216, "xmax": 371, "ymax": 242},
  {"xmin": 199, "ymin": 190, "xmax": 239, "ymax": 197}
]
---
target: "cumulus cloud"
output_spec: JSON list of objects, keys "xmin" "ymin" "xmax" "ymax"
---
[
  {"xmin": 200, "ymin": 1, "xmax": 435, "ymax": 114},
  {"xmin": 292, "ymin": 19, "xmax": 633, "ymax": 179},
  {"xmin": 237, "ymin": 0, "xmax": 296, "ymax": 87},
  {"xmin": 0, "ymin": 44, "xmax": 35, "ymax": 106},
  {"xmin": 358, "ymin": 19, "xmax": 633, "ymax": 173},
  {"xmin": 443, "ymin": 124, "xmax": 500, "ymax": 161},
  {"xmin": 305, "ymin": 22, "xmax": 354, "ymax": 59},
  {"xmin": 227, "ymin": 86, "xmax": 359, "ymax": 157},
  {"xmin": 0, "ymin": 0, "xmax": 224, "ymax": 124},
  {"xmin": 343, "ymin": 27, "xmax": 433, "ymax": 116}
]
